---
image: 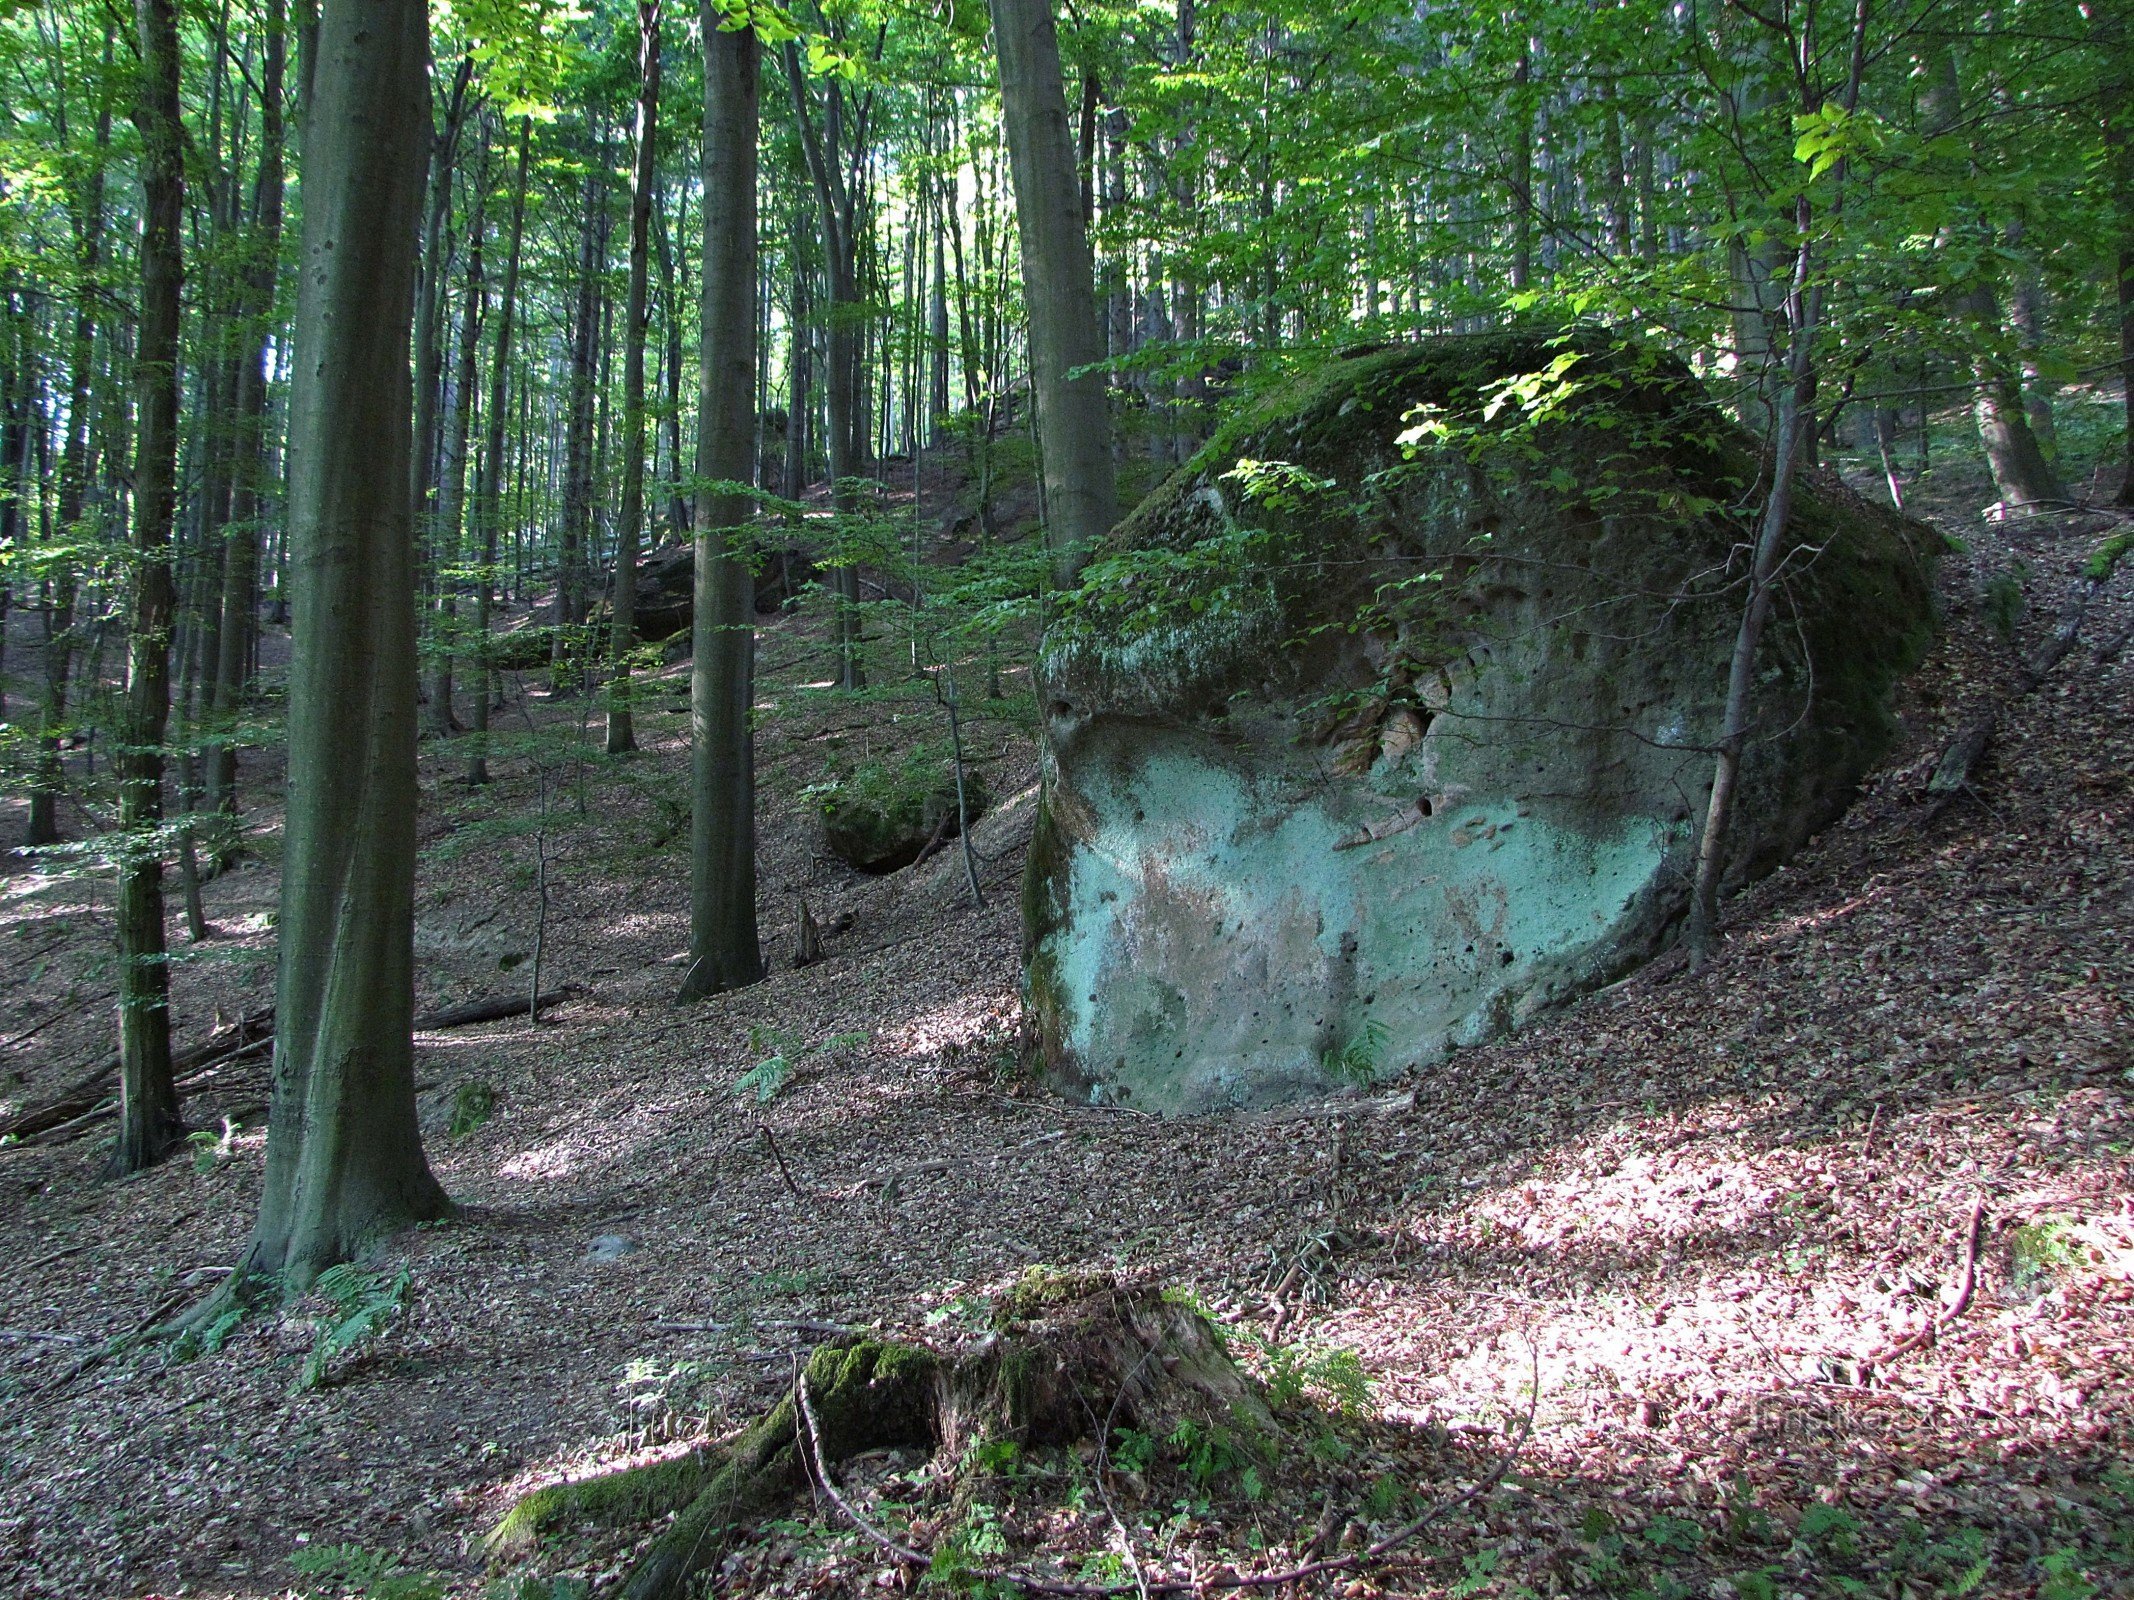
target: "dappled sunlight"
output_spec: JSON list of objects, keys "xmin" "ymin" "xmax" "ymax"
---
[{"xmin": 875, "ymin": 991, "xmax": 1018, "ymax": 1059}]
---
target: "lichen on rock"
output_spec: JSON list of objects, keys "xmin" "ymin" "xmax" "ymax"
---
[{"xmin": 1025, "ymin": 328, "xmax": 1937, "ymax": 1114}]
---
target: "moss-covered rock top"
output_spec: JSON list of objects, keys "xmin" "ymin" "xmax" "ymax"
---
[{"xmin": 1026, "ymin": 327, "xmax": 1937, "ymax": 1114}]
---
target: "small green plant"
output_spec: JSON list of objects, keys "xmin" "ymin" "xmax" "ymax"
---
[
  {"xmin": 733, "ymin": 1055, "xmax": 791, "ymax": 1104},
  {"xmin": 1361, "ymin": 1473, "xmax": 1408, "ymax": 1521},
  {"xmin": 290, "ymin": 1542, "xmax": 445, "ymax": 1600},
  {"xmin": 2011, "ymin": 1218, "xmax": 2083, "ymax": 1296},
  {"xmin": 1730, "ymin": 1569, "xmax": 1781, "ymax": 1600},
  {"xmin": 1110, "ymin": 1425, "xmax": 1159, "ymax": 1475},
  {"xmin": 173, "ymin": 1296, "xmax": 248, "ymax": 1361},
  {"xmin": 1795, "ymin": 1502, "xmax": 1861, "ymax": 1562},
  {"xmin": 2038, "ymin": 1547, "xmax": 2098, "ymax": 1600},
  {"xmin": 187, "ymin": 1116, "xmax": 241, "ymax": 1174},
  {"xmin": 733, "ymin": 1025, "xmax": 868, "ymax": 1104},
  {"xmin": 928, "ymin": 1500, "xmax": 1013, "ymax": 1595},
  {"xmin": 448, "ymin": 1080, "xmax": 497, "ymax": 1139},
  {"xmin": 1982, "ymin": 562, "xmax": 2028, "ymax": 644},
  {"xmin": 298, "ymin": 1264, "xmax": 412, "ymax": 1392},
  {"xmin": 1320, "ymin": 1017, "xmax": 1390, "ymax": 1085},
  {"xmin": 1643, "ymin": 1513, "xmax": 1705, "ymax": 1555},
  {"xmin": 1450, "ymin": 1545, "xmax": 1501, "ymax": 1597},
  {"xmin": 486, "ymin": 1577, "xmax": 590, "ymax": 1600},
  {"xmin": 1258, "ymin": 1337, "xmax": 1374, "ymax": 1416}
]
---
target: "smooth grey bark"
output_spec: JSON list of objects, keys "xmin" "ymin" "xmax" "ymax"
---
[
  {"xmin": 431, "ymin": 143, "xmax": 486, "ymax": 739},
  {"xmin": 607, "ymin": 0, "xmax": 662, "ymax": 758},
  {"xmin": 468, "ymin": 120, "xmax": 531, "ymax": 788},
  {"xmin": 557, "ymin": 136, "xmax": 605, "ymax": 687},
  {"xmin": 782, "ymin": 41, "xmax": 869, "ymax": 689},
  {"xmin": 412, "ymin": 54, "xmax": 474, "ymax": 714},
  {"xmin": 988, "ymin": 0, "xmax": 1118, "ymax": 586},
  {"xmin": 679, "ymin": 9, "xmax": 763, "ymax": 1002},
  {"xmin": 206, "ymin": 0, "xmax": 286, "ymax": 838},
  {"xmin": 111, "ymin": 0, "xmax": 185, "ymax": 1176},
  {"xmin": 247, "ymin": 0, "xmax": 448, "ymax": 1288},
  {"xmin": 658, "ymin": 191, "xmax": 689, "ymax": 536}
]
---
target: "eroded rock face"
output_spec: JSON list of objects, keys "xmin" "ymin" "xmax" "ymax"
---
[{"xmin": 1024, "ymin": 332, "xmax": 1936, "ymax": 1115}]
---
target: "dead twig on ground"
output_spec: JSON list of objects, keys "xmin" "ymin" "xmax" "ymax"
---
[
  {"xmin": 761, "ymin": 1126, "xmax": 805, "ymax": 1201},
  {"xmin": 1866, "ymin": 1196, "xmax": 1987, "ymax": 1371}
]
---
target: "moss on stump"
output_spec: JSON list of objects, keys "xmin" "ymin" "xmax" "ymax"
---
[{"xmin": 486, "ymin": 1278, "xmax": 1264, "ymax": 1600}]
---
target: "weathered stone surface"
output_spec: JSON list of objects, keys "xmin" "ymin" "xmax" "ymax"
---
[
  {"xmin": 609, "ymin": 542, "xmax": 816, "ymax": 644},
  {"xmin": 1025, "ymin": 330, "xmax": 1937, "ymax": 1115},
  {"xmin": 816, "ymin": 759, "xmax": 991, "ymax": 874}
]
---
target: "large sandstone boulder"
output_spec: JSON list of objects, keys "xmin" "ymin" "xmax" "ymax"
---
[{"xmin": 1024, "ymin": 330, "xmax": 1937, "ymax": 1114}]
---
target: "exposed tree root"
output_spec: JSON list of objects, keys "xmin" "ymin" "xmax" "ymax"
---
[{"xmin": 487, "ymin": 1274, "xmax": 1278, "ymax": 1600}]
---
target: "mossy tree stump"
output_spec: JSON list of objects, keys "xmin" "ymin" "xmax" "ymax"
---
[{"xmin": 488, "ymin": 1274, "xmax": 1269, "ymax": 1600}]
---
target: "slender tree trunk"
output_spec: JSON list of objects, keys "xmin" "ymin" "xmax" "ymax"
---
[
  {"xmin": 111, "ymin": 0, "xmax": 185, "ymax": 1176},
  {"xmin": 2101, "ymin": 0, "xmax": 2134, "ymax": 503},
  {"xmin": 207, "ymin": 0, "xmax": 286, "ymax": 840},
  {"xmin": 556, "ymin": 140, "xmax": 604, "ymax": 689},
  {"xmin": 658, "ymin": 192, "xmax": 689, "ymax": 536},
  {"xmin": 608, "ymin": 0, "xmax": 662, "ymax": 757},
  {"xmin": 679, "ymin": 7, "xmax": 764, "ymax": 1002},
  {"xmin": 1686, "ymin": 230, "xmax": 1819, "ymax": 966},
  {"xmin": 28, "ymin": 29, "xmax": 114, "ymax": 850},
  {"xmin": 246, "ymin": 0, "xmax": 449, "ymax": 1288},
  {"xmin": 1509, "ymin": 41, "xmax": 1533, "ymax": 291},
  {"xmin": 989, "ymin": 0, "xmax": 1118, "ymax": 586},
  {"xmin": 783, "ymin": 48, "xmax": 868, "ymax": 689},
  {"xmin": 468, "ymin": 121, "xmax": 530, "ymax": 789},
  {"xmin": 432, "ymin": 140, "xmax": 487, "ymax": 739}
]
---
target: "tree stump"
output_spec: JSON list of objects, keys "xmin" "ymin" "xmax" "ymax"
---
[{"xmin": 487, "ymin": 1273, "xmax": 1271, "ymax": 1600}]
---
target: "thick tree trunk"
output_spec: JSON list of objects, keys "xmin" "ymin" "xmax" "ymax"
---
[
  {"xmin": 607, "ymin": 0, "xmax": 662, "ymax": 758},
  {"xmin": 247, "ymin": 0, "xmax": 449, "ymax": 1288},
  {"xmin": 468, "ymin": 121, "xmax": 531, "ymax": 789},
  {"xmin": 989, "ymin": 0, "xmax": 1118, "ymax": 586},
  {"xmin": 110, "ymin": 0, "xmax": 185, "ymax": 1176},
  {"xmin": 679, "ymin": 13, "xmax": 764, "ymax": 1002},
  {"xmin": 1964, "ymin": 281, "xmax": 2065, "ymax": 513}
]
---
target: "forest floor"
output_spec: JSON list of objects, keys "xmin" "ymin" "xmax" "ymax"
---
[{"xmin": 0, "ymin": 446, "xmax": 2131, "ymax": 1600}]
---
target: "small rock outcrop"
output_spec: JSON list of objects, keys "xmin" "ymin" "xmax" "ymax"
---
[
  {"xmin": 1025, "ymin": 330, "xmax": 1936, "ymax": 1114},
  {"xmin": 813, "ymin": 756, "xmax": 990, "ymax": 874}
]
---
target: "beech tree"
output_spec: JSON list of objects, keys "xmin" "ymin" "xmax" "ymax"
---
[
  {"xmin": 606, "ymin": 0, "xmax": 663, "ymax": 757},
  {"xmin": 679, "ymin": 0, "xmax": 764, "ymax": 1002},
  {"xmin": 109, "ymin": 0, "xmax": 184, "ymax": 1175},
  {"xmin": 245, "ymin": 0, "xmax": 449, "ymax": 1288},
  {"xmin": 989, "ymin": 0, "xmax": 1117, "ymax": 584}
]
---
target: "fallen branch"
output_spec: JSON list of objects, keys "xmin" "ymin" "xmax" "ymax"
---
[
  {"xmin": 1924, "ymin": 561, "xmax": 2117, "ymax": 820},
  {"xmin": 1866, "ymin": 1196, "xmax": 1987, "ymax": 1371},
  {"xmin": 761, "ymin": 1126, "xmax": 806, "ymax": 1200},
  {"xmin": 0, "ymin": 991, "xmax": 570, "ymax": 1147}
]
